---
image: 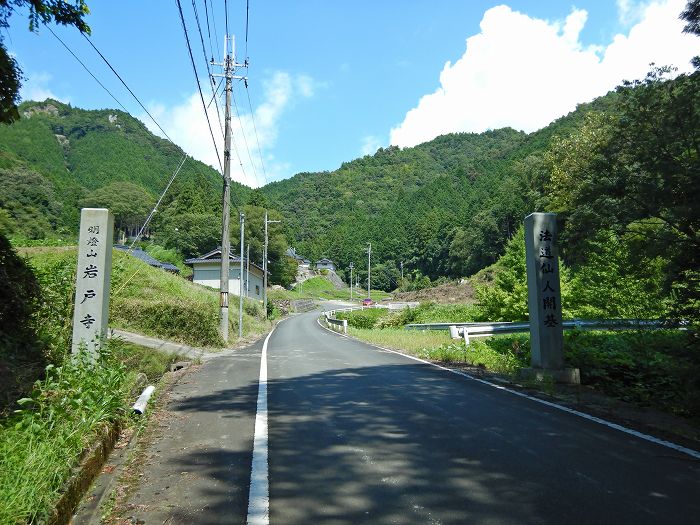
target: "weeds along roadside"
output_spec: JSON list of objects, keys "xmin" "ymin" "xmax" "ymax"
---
[
  {"xmin": 0, "ymin": 339, "xmax": 185, "ymax": 524},
  {"xmin": 1, "ymin": 244, "xmax": 269, "ymax": 523},
  {"xmin": 337, "ymin": 305, "xmax": 700, "ymax": 419}
]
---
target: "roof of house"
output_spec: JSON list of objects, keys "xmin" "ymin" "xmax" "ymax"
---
[
  {"xmin": 185, "ymin": 247, "xmax": 266, "ymax": 273},
  {"xmin": 316, "ymin": 258, "xmax": 335, "ymax": 265},
  {"xmin": 286, "ymin": 247, "xmax": 310, "ymax": 264},
  {"xmin": 114, "ymin": 245, "xmax": 180, "ymax": 273}
]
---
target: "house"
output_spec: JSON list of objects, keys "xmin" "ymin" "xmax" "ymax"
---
[
  {"xmin": 286, "ymin": 247, "xmax": 311, "ymax": 268},
  {"xmin": 185, "ymin": 247, "xmax": 266, "ymax": 300},
  {"xmin": 315, "ymin": 258, "xmax": 336, "ymax": 272},
  {"xmin": 114, "ymin": 245, "xmax": 180, "ymax": 274}
]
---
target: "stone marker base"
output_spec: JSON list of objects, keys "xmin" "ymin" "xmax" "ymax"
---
[{"xmin": 518, "ymin": 367, "xmax": 580, "ymax": 385}]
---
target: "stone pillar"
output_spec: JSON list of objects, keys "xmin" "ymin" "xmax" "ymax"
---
[
  {"xmin": 71, "ymin": 208, "xmax": 114, "ymax": 356},
  {"xmin": 523, "ymin": 213, "xmax": 579, "ymax": 383}
]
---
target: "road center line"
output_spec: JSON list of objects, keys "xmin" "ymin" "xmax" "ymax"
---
[{"xmin": 246, "ymin": 325, "xmax": 277, "ymax": 525}]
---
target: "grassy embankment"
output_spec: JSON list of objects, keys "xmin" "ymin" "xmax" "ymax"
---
[
  {"xmin": 268, "ymin": 275, "xmax": 392, "ymax": 303},
  {"xmin": 0, "ymin": 246, "xmax": 272, "ymax": 523},
  {"xmin": 336, "ymin": 303, "xmax": 700, "ymax": 418},
  {"xmin": 22, "ymin": 246, "xmax": 271, "ymax": 347}
]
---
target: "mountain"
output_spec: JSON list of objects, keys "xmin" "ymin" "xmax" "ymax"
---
[
  {"xmin": 0, "ymin": 93, "xmax": 615, "ymax": 288},
  {"xmin": 260, "ymin": 94, "xmax": 617, "ymax": 286},
  {"xmin": 0, "ymin": 99, "xmax": 250, "ymax": 238}
]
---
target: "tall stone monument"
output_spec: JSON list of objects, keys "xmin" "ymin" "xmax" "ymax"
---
[
  {"xmin": 71, "ymin": 208, "xmax": 114, "ymax": 356},
  {"xmin": 523, "ymin": 212, "xmax": 579, "ymax": 383}
]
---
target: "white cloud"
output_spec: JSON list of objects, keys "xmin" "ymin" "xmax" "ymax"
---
[
  {"xmin": 139, "ymin": 71, "xmax": 314, "ymax": 187},
  {"xmin": 360, "ymin": 135, "xmax": 383, "ymax": 156},
  {"xmin": 19, "ymin": 71, "xmax": 68, "ymax": 104},
  {"xmin": 617, "ymin": 0, "xmax": 653, "ymax": 25},
  {"xmin": 390, "ymin": 0, "xmax": 697, "ymax": 148}
]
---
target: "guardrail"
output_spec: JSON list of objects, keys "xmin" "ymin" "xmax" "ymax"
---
[
  {"xmin": 323, "ymin": 313, "xmax": 348, "ymax": 334},
  {"xmin": 406, "ymin": 319, "xmax": 683, "ymax": 345}
]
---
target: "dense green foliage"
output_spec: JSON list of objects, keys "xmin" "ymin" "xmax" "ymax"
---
[
  {"xmin": 0, "ymin": 233, "xmax": 44, "ymax": 408},
  {"xmin": 0, "ymin": 100, "xmax": 296, "ymax": 285}
]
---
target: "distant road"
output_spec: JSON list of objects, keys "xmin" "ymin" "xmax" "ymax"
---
[{"xmin": 117, "ymin": 304, "xmax": 700, "ymax": 524}]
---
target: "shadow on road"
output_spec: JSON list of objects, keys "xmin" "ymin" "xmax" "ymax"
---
[{"xmin": 167, "ymin": 358, "xmax": 699, "ymax": 525}]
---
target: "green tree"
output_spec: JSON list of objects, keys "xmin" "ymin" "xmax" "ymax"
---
[
  {"xmin": 476, "ymin": 227, "xmax": 573, "ymax": 322},
  {"xmin": 548, "ymin": 67, "xmax": 700, "ymax": 324},
  {"xmin": 156, "ymin": 213, "xmax": 220, "ymax": 259},
  {"xmin": 0, "ymin": 166, "xmax": 62, "ymax": 238},
  {"xmin": 567, "ymin": 229, "xmax": 669, "ymax": 319},
  {"xmin": 80, "ymin": 181, "xmax": 154, "ymax": 242},
  {"xmin": 0, "ymin": 1, "xmax": 90, "ymax": 123}
]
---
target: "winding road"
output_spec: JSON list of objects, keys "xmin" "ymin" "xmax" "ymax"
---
[{"xmin": 107, "ymin": 304, "xmax": 700, "ymax": 524}]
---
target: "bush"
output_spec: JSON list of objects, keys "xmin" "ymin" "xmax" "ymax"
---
[
  {"xmin": 0, "ymin": 233, "xmax": 45, "ymax": 412},
  {"xmin": 564, "ymin": 330, "xmax": 699, "ymax": 416},
  {"xmin": 336, "ymin": 308, "xmax": 387, "ymax": 329},
  {"xmin": 0, "ymin": 338, "xmax": 183, "ymax": 524}
]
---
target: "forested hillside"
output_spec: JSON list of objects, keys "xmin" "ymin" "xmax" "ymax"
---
[
  {"xmin": 0, "ymin": 66, "xmax": 697, "ymax": 326},
  {"xmin": 0, "ymin": 100, "xmax": 248, "ymax": 237},
  {"xmin": 260, "ymin": 92, "xmax": 616, "ymax": 287}
]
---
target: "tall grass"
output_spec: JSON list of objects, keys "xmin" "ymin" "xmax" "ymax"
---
[{"xmin": 0, "ymin": 340, "xmax": 181, "ymax": 524}]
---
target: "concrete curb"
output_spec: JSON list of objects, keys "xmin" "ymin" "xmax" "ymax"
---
[
  {"xmin": 48, "ymin": 421, "xmax": 121, "ymax": 525},
  {"xmin": 109, "ymin": 328, "xmax": 209, "ymax": 360}
]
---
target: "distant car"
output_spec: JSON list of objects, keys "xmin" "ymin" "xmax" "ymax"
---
[{"xmin": 362, "ymin": 298, "xmax": 373, "ymax": 306}]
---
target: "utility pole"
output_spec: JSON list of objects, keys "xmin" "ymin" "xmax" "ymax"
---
[
  {"xmin": 349, "ymin": 262, "xmax": 354, "ymax": 301},
  {"xmin": 213, "ymin": 34, "xmax": 246, "ymax": 344},
  {"xmin": 366, "ymin": 242, "xmax": 372, "ymax": 301},
  {"xmin": 400, "ymin": 261, "xmax": 404, "ymax": 280},
  {"xmin": 263, "ymin": 210, "xmax": 281, "ymax": 318},
  {"xmin": 239, "ymin": 212, "xmax": 245, "ymax": 339}
]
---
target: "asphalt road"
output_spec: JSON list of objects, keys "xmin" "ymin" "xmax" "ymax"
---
[{"xmin": 116, "ymin": 304, "xmax": 700, "ymax": 524}]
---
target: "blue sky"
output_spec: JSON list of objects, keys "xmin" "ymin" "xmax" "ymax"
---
[{"xmin": 5, "ymin": 1, "xmax": 698, "ymax": 187}]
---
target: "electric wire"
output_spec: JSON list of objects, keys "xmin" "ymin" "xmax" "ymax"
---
[
  {"xmin": 48, "ymin": 26, "xmax": 191, "ymax": 256},
  {"xmin": 202, "ymin": 0, "xmax": 217, "ymax": 62},
  {"xmin": 82, "ymin": 33, "xmax": 175, "ymax": 144},
  {"xmin": 245, "ymin": 0, "xmax": 250, "ymax": 61},
  {"xmin": 47, "ymin": 26, "xmax": 129, "ymax": 114},
  {"xmin": 224, "ymin": 0, "xmax": 230, "ymax": 47},
  {"xmin": 191, "ymin": 0, "xmax": 225, "ymax": 136},
  {"xmin": 231, "ymin": 87, "xmax": 262, "ymax": 187},
  {"xmin": 245, "ymin": 82, "xmax": 269, "ymax": 186},
  {"xmin": 175, "ymin": 0, "xmax": 224, "ymax": 173}
]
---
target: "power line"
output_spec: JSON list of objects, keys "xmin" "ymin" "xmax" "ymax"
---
[
  {"xmin": 231, "ymin": 87, "xmax": 261, "ymax": 187},
  {"xmin": 82, "ymin": 33, "xmax": 174, "ymax": 144},
  {"xmin": 245, "ymin": 0, "xmax": 250, "ymax": 61},
  {"xmin": 202, "ymin": 0, "xmax": 217, "ymax": 62},
  {"xmin": 175, "ymin": 0, "xmax": 223, "ymax": 173},
  {"xmin": 191, "ymin": 0, "xmax": 225, "ymax": 137},
  {"xmin": 225, "ymin": 89, "xmax": 250, "ymax": 189},
  {"xmin": 224, "ymin": 0, "xmax": 230, "ymax": 46},
  {"xmin": 47, "ymin": 26, "xmax": 129, "ymax": 114},
  {"xmin": 244, "ymin": 81, "xmax": 269, "ymax": 186}
]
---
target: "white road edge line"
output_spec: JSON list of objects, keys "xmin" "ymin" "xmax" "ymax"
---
[
  {"xmin": 246, "ymin": 325, "xmax": 277, "ymax": 525},
  {"xmin": 316, "ymin": 317, "xmax": 700, "ymax": 460}
]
